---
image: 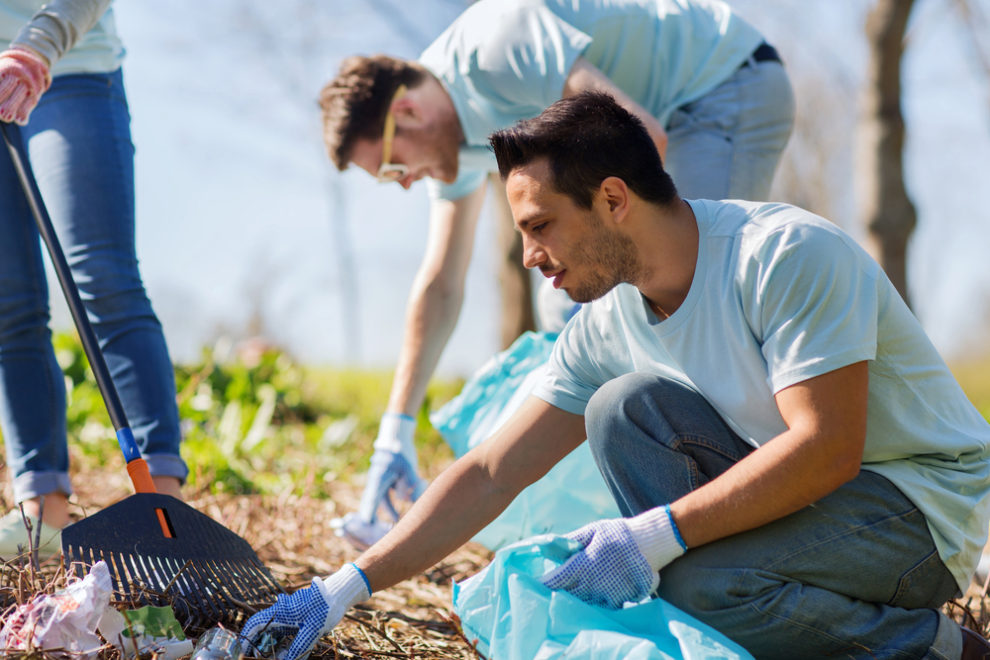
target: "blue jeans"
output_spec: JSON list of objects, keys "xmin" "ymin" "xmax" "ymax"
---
[
  {"xmin": 665, "ymin": 57, "xmax": 795, "ymax": 201},
  {"xmin": 0, "ymin": 69, "xmax": 187, "ymax": 502},
  {"xmin": 585, "ymin": 373, "xmax": 963, "ymax": 660}
]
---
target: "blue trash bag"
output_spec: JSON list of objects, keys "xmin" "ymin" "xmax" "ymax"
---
[
  {"xmin": 430, "ymin": 331, "xmax": 620, "ymax": 550},
  {"xmin": 452, "ymin": 534, "xmax": 754, "ymax": 660}
]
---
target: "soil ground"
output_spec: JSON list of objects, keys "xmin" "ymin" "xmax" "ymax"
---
[{"xmin": 3, "ymin": 464, "xmax": 989, "ymax": 658}]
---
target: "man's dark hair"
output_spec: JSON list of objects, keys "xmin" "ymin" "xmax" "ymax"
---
[
  {"xmin": 318, "ymin": 55, "xmax": 430, "ymax": 170},
  {"xmin": 489, "ymin": 91, "xmax": 677, "ymax": 208}
]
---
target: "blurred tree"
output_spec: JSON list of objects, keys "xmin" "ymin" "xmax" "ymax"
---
[{"xmin": 859, "ymin": 0, "xmax": 917, "ymax": 306}]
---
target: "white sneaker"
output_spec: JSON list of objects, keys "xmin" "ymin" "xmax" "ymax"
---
[{"xmin": 0, "ymin": 509, "xmax": 62, "ymax": 561}]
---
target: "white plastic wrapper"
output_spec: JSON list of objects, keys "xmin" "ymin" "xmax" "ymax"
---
[{"xmin": 0, "ymin": 561, "xmax": 113, "ymax": 658}]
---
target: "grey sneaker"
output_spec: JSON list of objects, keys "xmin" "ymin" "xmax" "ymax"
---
[{"xmin": 0, "ymin": 509, "xmax": 61, "ymax": 561}]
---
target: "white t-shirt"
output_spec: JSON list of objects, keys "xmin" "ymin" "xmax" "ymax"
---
[
  {"xmin": 418, "ymin": 0, "xmax": 763, "ymax": 201},
  {"xmin": 534, "ymin": 199, "xmax": 990, "ymax": 592}
]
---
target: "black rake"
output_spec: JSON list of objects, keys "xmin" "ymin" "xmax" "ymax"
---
[{"xmin": 1, "ymin": 121, "xmax": 283, "ymax": 629}]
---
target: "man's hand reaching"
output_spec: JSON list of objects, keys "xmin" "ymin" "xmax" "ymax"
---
[{"xmin": 241, "ymin": 563, "xmax": 371, "ymax": 660}]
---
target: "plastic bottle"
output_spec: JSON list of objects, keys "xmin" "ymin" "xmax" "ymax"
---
[{"xmin": 191, "ymin": 626, "xmax": 244, "ymax": 660}]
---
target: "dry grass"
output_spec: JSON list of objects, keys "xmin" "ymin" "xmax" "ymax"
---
[
  {"xmin": 1, "ymin": 467, "xmax": 492, "ymax": 659},
  {"xmin": 3, "ymin": 457, "xmax": 989, "ymax": 658}
]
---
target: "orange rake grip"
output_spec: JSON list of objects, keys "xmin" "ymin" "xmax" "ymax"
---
[{"xmin": 126, "ymin": 458, "xmax": 174, "ymax": 539}]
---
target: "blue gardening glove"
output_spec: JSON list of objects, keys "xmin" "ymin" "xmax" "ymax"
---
[
  {"xmin": 332, "ymin": 413, "xmax": 427, "ymax": 550},
  {"xmin": 540, "ymin": 505, "xmax": 687, "ymax": 609},
  {"xmin": 241, "ymin": 563, "xmax": 371, "ymax": 660},
  {"xmin": 357, "ymin": 448, "xmax": 427, "ymax": 524},
  {"xmin": 330, "ymin": 447, "xmax": 427, "ymax": 550}
]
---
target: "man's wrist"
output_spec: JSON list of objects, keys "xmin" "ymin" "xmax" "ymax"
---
[
  {"xmin": 626, "ymin": 505, "xmax": 687, "ymax": 572},
  {"xmin": 319, "ymin": 563, "xmax": 371, "ymax": 612},
  {"xmin": 373, "ymin": 412, "xmax": 417, "ymax": 463}
]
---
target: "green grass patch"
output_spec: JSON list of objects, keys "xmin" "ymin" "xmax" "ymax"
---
[
  {"xmin": 951, "ymin": 353, "xmax": 990, "ymax": 422},
  {"xmin": 8, "ymin": 332, "xmax": 988, "ymax": 498},
  {"xmin": 14, "ymin": 332, "xmax": 463, "ymax": 497}
]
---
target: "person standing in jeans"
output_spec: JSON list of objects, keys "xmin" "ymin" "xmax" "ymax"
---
[{"xmin": 0, "ymin": 0, "xmax": 186, "ymax": 560}]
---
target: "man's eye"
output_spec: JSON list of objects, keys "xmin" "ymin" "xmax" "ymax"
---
[{"xmin": 532, "ymin": 222, "xmax": 548, "ymax": 234}]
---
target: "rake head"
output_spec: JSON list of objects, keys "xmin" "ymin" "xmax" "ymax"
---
[{"xmin": 61, "ymin": 493, "xmax": 283, "ymax": 630}]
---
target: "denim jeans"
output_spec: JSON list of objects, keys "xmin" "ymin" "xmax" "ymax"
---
[
  {"xmin": 585, "ymin": 373, "xmax": 963, "ymax": 660},
  {"xmin": 665, "ymin": 57, "xmax": 795, "ymax": 201},
  {"xmin": 0, "ymin": 69, "xmax": 187, "ymax": 502}
]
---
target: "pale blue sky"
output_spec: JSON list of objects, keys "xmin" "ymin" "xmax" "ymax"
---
[{"xmin": 70, "ymin": 0, "xmax": 989, "ymax": 376}]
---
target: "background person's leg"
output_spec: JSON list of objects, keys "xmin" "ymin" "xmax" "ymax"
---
[{"xmin": 664, "ymin": 59, "xmax": 794, "ymax": 202}]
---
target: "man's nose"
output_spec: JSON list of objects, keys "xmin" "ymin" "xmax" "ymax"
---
[{"xmin": 521, "ymin": 235, "xmax": 546, "ymax": 269}]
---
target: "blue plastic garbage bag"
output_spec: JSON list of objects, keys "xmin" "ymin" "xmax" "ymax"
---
[
  {"xmin": 453, "ymin": 534, "xmax": 754, "ymax": 660},
  {"xmin": 431, "ymin": 331, "xmax": 620, "ymax": 550}
]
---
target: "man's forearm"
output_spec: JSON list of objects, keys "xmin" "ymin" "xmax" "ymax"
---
[
  {"xmin": 385, "ymin": 188, "xmax": 487, "ymax": 417},
  {"xmin": 385, "ymin": 274, "xmax": 464, "ymax": 417},
  {"xmin": 671, "ymin": 362, "xmax": 868, "ymax": 549},
  {"xmin": 356, "ymin": 398, "xmax": 587, "ymax": 591}
]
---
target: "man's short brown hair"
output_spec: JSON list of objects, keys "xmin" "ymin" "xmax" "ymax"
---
[{"xmin": 318, "ymin": 55, "xmax": 430, "ymax": 170}]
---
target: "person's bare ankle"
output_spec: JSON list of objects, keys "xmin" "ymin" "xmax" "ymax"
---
[
  {"xmin": 19, "ymin": 493, "xmax": 70, "ymax": 529},
  {"xmin": 152, "ymin": 476, "xmax": 183, "ymax": 500}
]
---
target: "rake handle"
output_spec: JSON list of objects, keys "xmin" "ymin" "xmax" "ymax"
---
[{"xmin": 0, "ymin": 122, "xmax": 155, "ymax": 493}]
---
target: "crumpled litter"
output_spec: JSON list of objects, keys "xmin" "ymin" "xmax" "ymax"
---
[
  {"xmin": 0, "ymin": 560, "xmax": 192, "ymax": 659},
  {"xmin": 452, "ymin": 534, "xmax": 754, "ymax": 660},
  {"xmin": 0, "ymin": 560, "xmax": 113, "ymax": 658},
  {"xmin": 431, "ymin": 331, "xmax": 621, "ymax": 550}
]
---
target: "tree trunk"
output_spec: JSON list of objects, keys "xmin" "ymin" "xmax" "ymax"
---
[
  {"xmin": 860, "ymin": 0, "xmax": 917, "ymax": 306},
  {"xmin": 490, "ymin": 174, "xmax": 536, "ymax": 348}
]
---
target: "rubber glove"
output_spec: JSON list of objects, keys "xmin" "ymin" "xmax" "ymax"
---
[
  {"xmin": 0, "ymin": 46, "xmax": 51, "ymax": 125},
  {"xmin": 540, "ymin": 505, "xmax": 687, "ymax": 609},
  {"xmin": 241, "ymin": 563, "xmax": 371, "ymax": 660},
  {"xmin": 332, "ymin": 413, "xmax": 427, "ymax": 550}
]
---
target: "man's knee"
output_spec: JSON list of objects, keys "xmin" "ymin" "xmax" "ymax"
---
[
  {"xmin": 587, "ymin": 373, "xmax": 662, "ymax": 451},
  {"xmin": 586, "ymin": 374, "xmax": 695, "ymax": 448}
]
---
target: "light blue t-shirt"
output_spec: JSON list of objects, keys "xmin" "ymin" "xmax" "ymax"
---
[
  {"xmin": 534, "ymin": 199, "xmax": 990, "ymax": 592},
  {"xmin": 418, "ymin": 0, "xmax": 763, "ymax": 201},
  {"xmin": 2, "ymin": 0, "xmax": 123, "ymax": 77}
]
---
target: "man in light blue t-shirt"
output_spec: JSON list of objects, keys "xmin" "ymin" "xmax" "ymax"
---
[
  {"xmin": 319, "ymin": 0, "xmax": 794, "ymax": 551},
  {"xmin": 246, "ymin": 93, "xmax": 990, "ymax": 659}
]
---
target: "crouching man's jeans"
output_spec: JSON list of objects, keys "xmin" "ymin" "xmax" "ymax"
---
[{"xmin": 586, "ymin": 373, "xmax": 962, "ymax": 660}]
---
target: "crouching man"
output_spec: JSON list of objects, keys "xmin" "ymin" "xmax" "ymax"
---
[{"xmin": 242, "ymin": 92, "xmax": 990, "ymax": 660}]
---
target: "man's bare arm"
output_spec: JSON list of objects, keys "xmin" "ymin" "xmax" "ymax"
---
[
  {"xmin": 671, "ymin": 361, "xmax": 870, "ymax": 548},
  {"xmin": 385, "ymin": 184, "xmax": 489, "ymax": 417},
  {"xmin": 563, "ymin": 57, "xmax": 668, "ymax": 159},
  {"xmin": 356, "ymin": 398, "xmax": 587, "ymax": 590}
]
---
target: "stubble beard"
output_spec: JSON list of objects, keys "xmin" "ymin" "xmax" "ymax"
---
[{"xmin": 565, "ymin": 219, "xmax": 641, "ymax": 303}]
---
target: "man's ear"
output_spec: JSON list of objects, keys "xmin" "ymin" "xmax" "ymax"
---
[
  {"xmin": 392, "ymin": 93, "xmax": 420, "ymax": 125},
  {"xmin": 599, "ymin": 176, "xmax": 630, "ymax": 223}
]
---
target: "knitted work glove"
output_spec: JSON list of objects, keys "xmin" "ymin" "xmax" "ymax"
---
[
  {"xmin": 540, "ymin": 505, "xmax": 687, "ymax": 609},
  {"xmin": 240, "ymin": 563, "xmax": 370, "ymax": 660},
  {"xmin": 0, "ymin": 46, "xmax": 51, "ymax": 125}
]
